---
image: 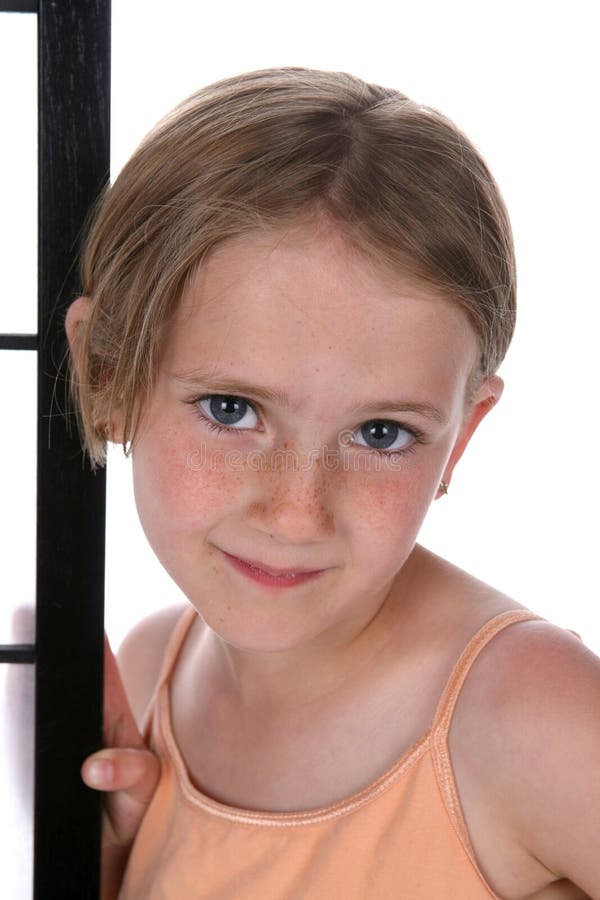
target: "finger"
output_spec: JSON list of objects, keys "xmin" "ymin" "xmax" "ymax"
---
[
  {"xmin": 81, "ymin": 748, "xmax": 160, "ymax": 805},
  {"xmin": 103, "ymin": 635, "xmax": 145, "ymax": 749},
  {"xmin": 82, "ymin": 748, "xmax": 161, "ymax": 848}
]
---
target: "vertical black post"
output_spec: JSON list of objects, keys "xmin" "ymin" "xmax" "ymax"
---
[{"xmin": 35, "ymin": 2, "xmax": 110, "ymax": 898}]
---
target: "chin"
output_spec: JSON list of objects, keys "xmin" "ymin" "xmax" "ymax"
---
[{"xmin": 193, "ymin": 602, "xmax": 327, "ymax": 655}]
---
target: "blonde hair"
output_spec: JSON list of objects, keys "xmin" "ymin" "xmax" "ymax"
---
[{"xmin": 72, "ymin": 66, "xmax": 516, "ymax": 467}]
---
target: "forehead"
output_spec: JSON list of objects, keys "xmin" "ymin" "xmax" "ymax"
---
[{"xmin": 163, "ymin": 221, "xmax": 479, "ymax": 409}]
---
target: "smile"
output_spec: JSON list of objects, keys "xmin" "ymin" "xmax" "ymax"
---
[{"xmin": 219, "ymin": 549, "xmax": 327, "ymax": 588}]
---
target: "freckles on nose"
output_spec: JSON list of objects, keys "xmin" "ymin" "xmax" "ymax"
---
[
  {"xmin": 250, "ymin": 485, "xmax": 327, "ymax": 515},
  {"xmin": 247, "ymin": 481, "xmax": 333, "ymax": 535},
  {"xmin": 270, "ymin": 488, "xmax": 329, "ymax": 516}
]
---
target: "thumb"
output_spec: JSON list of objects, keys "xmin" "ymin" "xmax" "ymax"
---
[
  {"xmin": 82, "ymin": 747, "xmax": 160, "ymax": 804},
  {"xmin": 82, "ymin": 747, "xmax": 161, "ymax": 846}
]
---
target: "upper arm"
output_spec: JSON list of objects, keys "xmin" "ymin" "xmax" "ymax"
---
[
  {"xmin": 116, "ymin": 604, "xmax": 187, "ymax": 728},
  {"xmin": 457, "ymin": 620, "xmax": 600, "ymax": 897}
]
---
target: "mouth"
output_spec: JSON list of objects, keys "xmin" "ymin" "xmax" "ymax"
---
[{"xmin": 218, "ymin": 549, "xmax": 327, "ymax": 588}]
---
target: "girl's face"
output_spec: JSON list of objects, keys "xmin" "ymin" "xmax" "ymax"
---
[{"xmin": 130, "ymin": 219, "xmax": 500, "ymax": 655}]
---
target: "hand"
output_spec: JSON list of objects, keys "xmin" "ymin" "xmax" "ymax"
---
[{"xmin": 81, "ymin": 636, "xmax": 160, "ymax": 900}]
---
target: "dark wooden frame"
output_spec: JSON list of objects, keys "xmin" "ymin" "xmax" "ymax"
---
[{"xmin": 0, "ymin": 2, "xmax": 110, "ymax": 897}]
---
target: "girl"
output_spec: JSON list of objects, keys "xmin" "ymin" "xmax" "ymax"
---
[{"xmin": 69, "ymin": 68, "xmax": 599, "ymax": 899}]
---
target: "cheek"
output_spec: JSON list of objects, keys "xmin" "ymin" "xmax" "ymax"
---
[
  {"xmin": 132, "ymin": 427, "xmax": 246, "ymax": 538},
  {"xmin": 338, "ymin": 464, "xmax": 432, "ymax": 548}
]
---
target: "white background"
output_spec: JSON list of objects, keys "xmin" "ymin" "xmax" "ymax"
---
[{"xmin": 1, "ymin": 3, "xmax": 598, "ymax": 897}]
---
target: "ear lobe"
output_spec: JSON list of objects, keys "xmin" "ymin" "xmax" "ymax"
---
[
  {"xmin": 439, "ymin": 375, "xmax": 503, "ymax": 492},
  {"xmin": 109, "ymin": 410, "xmax": 126, "ymax": 445}
]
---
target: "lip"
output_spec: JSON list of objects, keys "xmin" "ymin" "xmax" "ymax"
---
[{"xmin": 219, "ymin": 549, "xmax": 326, "ymax": 588}]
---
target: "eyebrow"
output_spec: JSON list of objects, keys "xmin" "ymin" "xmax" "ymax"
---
[{"xmin": 171, "ymin": 369, "xmax": 449, "ymax": 425}]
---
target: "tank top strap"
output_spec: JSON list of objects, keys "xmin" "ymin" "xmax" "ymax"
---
[
  {"xmin": 431, "ymin": 608, "xmax": 543, "ymax": 736},
  {"xmin": 427, "ymin": 609, "xmax": 545, "ymax": 861},
  {"xmin": 140, "ymin": 605, "xmax": 198, "ymax": 741}
]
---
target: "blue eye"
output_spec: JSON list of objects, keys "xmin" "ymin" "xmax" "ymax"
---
[
  {"xmin": 354, "ymin": 420, "xmax": 415, "ymax": 454},
  {"xmin": 191, "ymin": 396, "xmax": 422, "ymax": 456},
  {"xmin": 197, "ymin": 395, "xmax": 259, "ymax": 430}
]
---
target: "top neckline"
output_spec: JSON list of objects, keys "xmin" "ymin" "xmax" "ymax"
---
[{"xmin": 150, "ymin": 606, "xmax": 541, "ymax": 826}]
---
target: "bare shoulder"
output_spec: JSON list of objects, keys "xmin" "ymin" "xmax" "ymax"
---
[
  {"xmin": 450, "ymin": 616, "xmax": 600, "ymax": 898},
  {"xmin": 409, "ymin": 545, "xmax": 528, "ymax": 629},
  {"xmin": 117, "ymin": 604, "xmax": 188, "ymax": 726}
]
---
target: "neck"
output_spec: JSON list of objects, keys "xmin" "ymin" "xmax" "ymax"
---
[{"xmin": 201, "ymin": 548, "xmax": 423, "ymax": 713}]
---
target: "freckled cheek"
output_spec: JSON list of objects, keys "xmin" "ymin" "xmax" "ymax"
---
[
  {"xmin": 133, "ymin": 434, "xmax": 247, "ymax": 532},
  {"xmin": 338, "ymin": 468, "xmax": 429, "ymax": 542}
]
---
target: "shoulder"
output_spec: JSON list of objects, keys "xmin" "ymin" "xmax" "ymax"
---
[
  {"xmin": 451, "ymin": 616, "xmax": 600, "ymax": 896},
  {"xmin": 117, "ymin": 603, "xmax": 189, "ymax": 727},
  {"xmin": 408, "ymin": 545, "xmax": 528, "ymax": 624}
]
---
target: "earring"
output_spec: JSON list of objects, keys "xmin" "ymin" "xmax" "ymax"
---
[{"xmin": 439, "ymin": 481, "xmax": 449, "ymax": 495}]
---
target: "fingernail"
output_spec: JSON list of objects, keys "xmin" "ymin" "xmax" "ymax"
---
[{"xmin": 87, "ymin": 758, "xmax": 114, "ymax": 787}]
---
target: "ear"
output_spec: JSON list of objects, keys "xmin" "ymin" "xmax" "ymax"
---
[
  {"xmin": 65, "ymin": 296, "xmax": 92, "ymax": 377},
  {"xmin": 437, "ymin": 374, "xmax": 503, "ymax": 497},
  {"xmin": 65, "ymin": 296, "xmax": 126, "ymax": 444}
]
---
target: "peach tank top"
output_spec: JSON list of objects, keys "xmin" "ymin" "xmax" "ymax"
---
[{"xmin": 120, "ymin": 608, "xmax": 544, "ymax": 900}]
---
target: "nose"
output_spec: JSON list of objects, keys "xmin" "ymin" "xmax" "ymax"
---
[{"xmin": 245, "ymin": 444, "xmax": 335, "ymax": 544}]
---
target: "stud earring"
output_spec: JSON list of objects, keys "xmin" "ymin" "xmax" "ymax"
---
[{"xmin": 439, "ymin": 481, "xmax": 449, "ymax": 495}]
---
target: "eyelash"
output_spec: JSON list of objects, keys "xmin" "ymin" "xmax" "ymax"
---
[{"xmin": 187, "ymin": 394, "xmax": 427, "ymax": 458}]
